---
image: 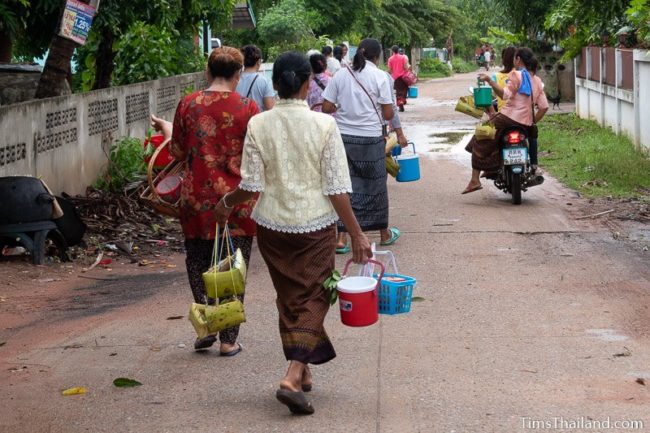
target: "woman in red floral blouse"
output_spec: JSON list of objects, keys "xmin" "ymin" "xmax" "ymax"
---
[{"xmin": 170, "ymin": 46, "xmax": 259, "ymax": 354}]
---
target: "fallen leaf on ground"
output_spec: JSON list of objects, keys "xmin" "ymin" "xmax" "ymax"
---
[
  {"xmin": 521, "ymin": 369, "xmax": 538, "ymax": 374},
  {"xmin": 636, "ymin": 378, "xmax": 646, "ymax": 386},
  {"xmin": 166, "ymin": 316, "xmax": 183, "ymax": 320},
  {"xmin": 63, "ymin": 343, "xmax": 83, "ymax": 350},
  {"xmin": 150, "ymin": 346, "xmax": 161, "ymax": 352},
  {"xmin": 109, "ymin": 352, "xmax": 117, "ymax": 356},
  {"xmin": 9, "ymin": 366, "xmax": 28, "ymax": 372},
  {"xmin": 113, "ymin": 377, "xmax": 142, "ymax": 387},
  {"xmin": 411, "ymin": 297, "xmax": 426, "ymax": 302},
  {"xmin": 613, "ymin": 347, "xmax": 631, "ymax": 357},
  {"xmin": 62, "ymin": 387, "xmax": 87, "ymax": 396},
  {"xmin": 0, "ymin": 342, "xmax": 5, "ymax": 347}
]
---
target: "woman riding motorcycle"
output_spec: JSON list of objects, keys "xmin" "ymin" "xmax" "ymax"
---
[{"xmin": 462, "ymin": 47, "xmax": 549, "ymax": 194}]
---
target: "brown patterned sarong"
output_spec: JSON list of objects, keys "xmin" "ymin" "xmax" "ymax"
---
[
  {"xmin": 465, "ymin": 113, "xmax": 529, "ymax": 172},
  {"xmin": 256, "ymin": 224, "xmax": 337, "ymax": 365}
]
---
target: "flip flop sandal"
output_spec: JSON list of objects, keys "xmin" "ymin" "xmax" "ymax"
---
[
  {"xmin": 276, "ymin": 389, "xmax": 315, "ymax": 415},
  {"xmin": 194, "ymin": 335, "xmax": 217, "ymax": 350},
  {"xmin": 461, "ymin": 185, "xmax": 483, "ymax": 194},
  {"xmin": 380, "ymin": 227, "xmax": 401, "ymax": 246},
  {"xmin": 335, "ymin": 244, "xmax": 351, "ymax": 254},
  {"xmin": 219, "ymin": 342, "xmax": 243, "ymax": 357}
]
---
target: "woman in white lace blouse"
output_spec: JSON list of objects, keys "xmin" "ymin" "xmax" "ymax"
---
[{"xmin": 215, "ymin": 52, "xmax": 372, "ymax": 416}]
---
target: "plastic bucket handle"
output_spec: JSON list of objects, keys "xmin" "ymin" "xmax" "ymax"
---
[
  {"xmin": 343, "ymin": 259, "xmax": 385, "ymax": 285},
  {"xmin": 398, "ymin": 142, "xmax": 416, "ymax": 157}
]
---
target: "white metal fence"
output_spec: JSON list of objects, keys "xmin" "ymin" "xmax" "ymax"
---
[{"xmin": 575, "ymin": 48, "xmax": 650, "ymax": 149}]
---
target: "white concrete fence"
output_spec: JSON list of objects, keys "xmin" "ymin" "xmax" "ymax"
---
[
  {"xmin": 0, "ymin": 71, "xmax": 206, "ymax": 195},
  {"xmin": 575, "ymin": 48, "xmax": 650, "ymax": 149}
]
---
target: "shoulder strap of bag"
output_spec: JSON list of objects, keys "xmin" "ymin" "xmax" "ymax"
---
[
  {"xmin": 530, "ymin": 85, "xmax": 537, "ymax": 125},
  {"xmin": 246, "ymin": 75, "xmax": 259, "ymax": 98},
  {"xmin": 313, "ymin": 75, "xmax": 326, "ymax": 91},
  {"xmin": 346, "ymin": 66, "xmax": 384, "ymax": 127}
]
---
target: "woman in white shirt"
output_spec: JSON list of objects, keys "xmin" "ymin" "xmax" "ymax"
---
[
  {"xmin": 322, "ymin": 38, "xmax": 401, "ymax": 252},
  {"xmin": 215, "ymin": 52, "xmax": 372, "ymax": 416}
]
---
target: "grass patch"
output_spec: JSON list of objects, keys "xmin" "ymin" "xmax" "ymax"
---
[
  {"xmin": 418, "ymin": 71, "xmax": 452, "ymax": 79},
  {"xmin": 539, "ymin": 114, "xmax": 650, "ymax": 198},
  {"xmin": 451, "ymin": 58, "xmax": 479, "ymax": 74},
  {"xmin": 429, "ymin": 131, "xmax": 468, "ymax": 144}
]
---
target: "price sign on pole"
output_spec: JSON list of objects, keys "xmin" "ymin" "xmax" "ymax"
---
[{"xmin": 59, "ymin": 0, "xmax": 97, "ymax": 45}]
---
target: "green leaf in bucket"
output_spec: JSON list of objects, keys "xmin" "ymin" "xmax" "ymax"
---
[
  {"xmin": 411, "ymin": 297, "xmax": 426, "ymax": 302},
  {"xmin": 113, "ymin": 377, "xmax": 142, "ymax": 387}
]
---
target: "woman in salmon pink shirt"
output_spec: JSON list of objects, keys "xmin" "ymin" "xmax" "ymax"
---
[
  {"xmin": 170, "ymin": 46, "xmax": 259, "ymax": 353},
  {"xmin": 462, "ymin": 47, "xmax": 549, "ymax": 194},
  {"xmin": 387, "ymin": 45, "xmax": 410, "ymax": 112}
]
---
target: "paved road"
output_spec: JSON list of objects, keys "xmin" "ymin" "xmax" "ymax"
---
[{"xmin": 2, "ymin": 73, "xmax": 650, "ymax": 433}]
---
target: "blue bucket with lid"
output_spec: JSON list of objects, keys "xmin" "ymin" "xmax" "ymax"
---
[
  {"xmin": 395, "ymin": 142, "xmax": 420, "ymax": 182},
  {"xmin": 408, "ymin": 86, "xmax": 418, "ymax": 98}
]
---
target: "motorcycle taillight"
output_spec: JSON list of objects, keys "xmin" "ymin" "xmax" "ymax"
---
[{"xmin": 507, "ymin": 131, "xmax": 523, "ymax": 144}]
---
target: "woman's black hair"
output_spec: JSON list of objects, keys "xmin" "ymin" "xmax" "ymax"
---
[
  {"xmin": 500, "ymin": 46, "xmax": 516, "ymax": 74},
  {"xmin": 353, "ymin": 38, "xmax": 382, "ymax": 72},
  {"xmin": 333, "ymin": 45, "xmax": 343, "ymax": 62},
  {"xmin": 391, "ymin": 45, "xmax": 399, "ymax": 54},
  {"xmin": 241, "ymin": 44, "xmax": 262, "ymax": 68},
  {"xmin": 322, "ymin": 46, "xmax": 333, "ymax": 57},
  {"xmin": 310, "ymin": 53, "xmax": 327, "ymax": 74},
  {"xmin": 272, "ymin": 51, "xmax": 312, "ymax": 99},
  {"xmin": 515, "ymin": 47, "xmax": 537, "ymax": 72}
]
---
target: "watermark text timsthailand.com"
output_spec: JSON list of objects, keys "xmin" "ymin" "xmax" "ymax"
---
[{"xmin": 522, "ymin": 416, "xmax": 644, "ymax": 430}]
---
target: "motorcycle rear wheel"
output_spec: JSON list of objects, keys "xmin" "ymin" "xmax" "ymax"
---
[{"xmin": 510, "ymin": 172, "xmax": 522, "ymax": 205}]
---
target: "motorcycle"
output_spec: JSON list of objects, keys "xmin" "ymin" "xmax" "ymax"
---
[{"xmin": 493, "ymin": 127, "xmax": 544, "ymax": 205}]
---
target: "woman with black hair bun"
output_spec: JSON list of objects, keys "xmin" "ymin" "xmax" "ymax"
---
[
  {"xmin": 235, "ymin": 44, "xmax": 276, "ymax": 111},
  {"xmin": 322, "ymin": 38, "xmax": 402, "ymax": 252},
  {"xmin": 215, "ymin": 51, "xmax": 372, "ymax": 416},
  {"xmin": 307, "ymin": 53, "xmax": 331, "ymax": 111}
]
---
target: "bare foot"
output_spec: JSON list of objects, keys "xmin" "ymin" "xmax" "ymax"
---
[
  {"xmin": 301, "ymin": 366, "xmax": 313, "ymax": 391},
  {"xmin": 336, "ymin": 233, "xmax": 347, "ymax": 249}
]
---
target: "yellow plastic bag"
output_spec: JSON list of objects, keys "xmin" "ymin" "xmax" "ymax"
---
[
  {"xmin": 188, "ymin": 303, "xmax": 210, "ymax": 339},
  {"xmin": 386, "ymin": 155, "xmax": 400, "ymax": 178},
  {"xmin": 202, "ymin": 225, "xmax": 247, "ymax": 299},
  {"xmin": 189, "ymin": 299, "xmax": 246, "ymax": 336},
  {"xmin": 384, "ymin": 131, "xmax": 398, "ymax": 154},
  {"xmin": 475, "ymin": 123, "xmax": 497, "ymax": 141},
  {"xmin": 455, "ymin": 96, "xmax": 485, "ymax": 119},
  {"xmin": 205, "ymin": 299, "xmax": 246, "ymax": 333}
]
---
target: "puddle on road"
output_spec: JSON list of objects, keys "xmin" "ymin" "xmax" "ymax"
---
[
  {"xmin": 586, "ymin": 328, "xmax": 629, "ymax": 342},
  {"xmin": 400, "ymin": 95, "xmax": 475, "ymax": 160},
  {"xmin": 429, "ymin": 132, "xmax": 468, "ymax": 144}
]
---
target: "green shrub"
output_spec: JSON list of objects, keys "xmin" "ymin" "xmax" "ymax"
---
[
  {"xmin": 451, "ymin": 58, "xmax": 479, "ymax": 74},
  {"xmin": 539, "ymin": 114, "xmax": 650, "ymax": 198},
  {"xmin": 418, "ymin": 57, "xmax": 452, "ymax": 78},
  {"xmin": 95, "ymin": 137, "xmax": 146, "ymax": 192}
]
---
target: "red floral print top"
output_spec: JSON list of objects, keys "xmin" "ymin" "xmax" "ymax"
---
[{"xmin": 171, "ymin": 90, "xmax": 259, "ymax": 239}]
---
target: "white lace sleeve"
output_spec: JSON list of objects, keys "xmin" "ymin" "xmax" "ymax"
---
[
  {"xmin": 239, "ymin": 127, "xmax": 265, "ymax": 192},
  {"xmin": 321, "ymin": 122, "xmax": 352, "ymax": 196}
]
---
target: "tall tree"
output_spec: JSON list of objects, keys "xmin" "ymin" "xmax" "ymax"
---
[{"xmin": 35, "ymin": 0, "xmax": 93, "ymax": 99}]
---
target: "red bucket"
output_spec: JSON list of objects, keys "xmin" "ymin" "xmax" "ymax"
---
[
  {"xmin": 337, "ymin": 259, "xmax": 384, "ymax": 327},
  {"xmin": 156, "ymin": 174, "xmax": 182, "ymax": 203},
  {"xmin": 144, "ymin": 135, "xmax": 174, "ymax": 169}
]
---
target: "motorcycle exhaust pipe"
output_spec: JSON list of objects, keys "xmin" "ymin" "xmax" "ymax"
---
[{"xmin": 527, "ymin": 175, "xmax": 545, "ymax": 187}]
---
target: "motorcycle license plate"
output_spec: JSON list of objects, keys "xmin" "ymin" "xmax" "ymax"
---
[{"xmin": 502, "ymin": 147, "xmax": 527, "ymax": 165}]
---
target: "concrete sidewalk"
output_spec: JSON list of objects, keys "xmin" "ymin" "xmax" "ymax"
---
[{"xmin": 2, "ymin": 75, "xmax": 650, "ymax": 433}]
